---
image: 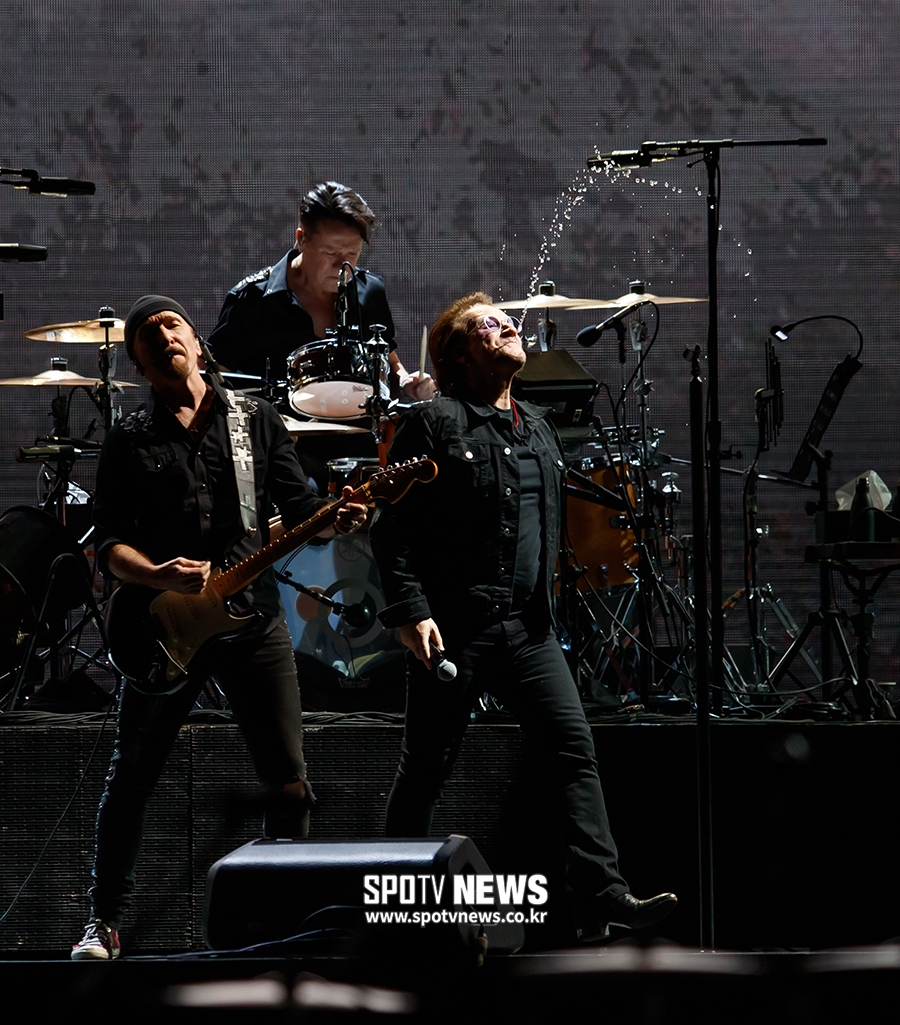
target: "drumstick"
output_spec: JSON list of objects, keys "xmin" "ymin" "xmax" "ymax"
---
[{"xmin": 419, "ymin": 325, "xmax": 428, "ymax": 378}]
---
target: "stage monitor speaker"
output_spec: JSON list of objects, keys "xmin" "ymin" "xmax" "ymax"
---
[{"xmin": 203, "ymin": 834, "xmax": 525, "ymax": 958}]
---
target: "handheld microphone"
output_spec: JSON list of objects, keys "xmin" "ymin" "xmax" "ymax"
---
[
  {"xmin": 432, "ymin": 647, "xmax": 458, "ymax": 682},
  {"xmin": 576, "ymin": 301, "xmax": 649, "ymax": 347}
]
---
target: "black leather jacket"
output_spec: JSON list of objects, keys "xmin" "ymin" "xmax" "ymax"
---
[
  {"xmin": 370, "ymin": 391, "xmax": 565, "ymax": 634},
  {"xmin": 207, "ymin": 250, "xmax": 396, "ymax": 378}
]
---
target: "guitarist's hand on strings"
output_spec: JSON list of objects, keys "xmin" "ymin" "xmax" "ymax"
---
[
  {"xmin": 108, "ymin": 543, "xmax": 211, "ymax": 594},
  {"xmin": 152, "ymin": 557, "xmax": 212, "ymax": 594}
]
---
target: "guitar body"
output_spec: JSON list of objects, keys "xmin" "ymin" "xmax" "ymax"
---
[
  {"xmin": 106, "ymin": 568, "xmax": 255, "ymax": 695},
  {"xmin": 104, "ymin": 458, "xmax": 439, "ymax": 696}
]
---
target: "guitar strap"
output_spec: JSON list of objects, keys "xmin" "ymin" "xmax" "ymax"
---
[{"xmin": 225, "ymin": 392, "xmax": 258, "ymax": 537}]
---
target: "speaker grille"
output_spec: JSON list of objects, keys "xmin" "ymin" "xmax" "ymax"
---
[{"xmin": 0, "ymin": 720, "xmax": 527, "ymax": 953}]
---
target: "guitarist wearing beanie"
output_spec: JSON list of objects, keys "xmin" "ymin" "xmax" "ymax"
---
[{"xmin": 71, "ymin": 294, "xmax": 370, "ymax": 960}]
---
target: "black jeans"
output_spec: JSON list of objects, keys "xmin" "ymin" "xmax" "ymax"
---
[
  {"xmin": 385, "ymin": 616, "xmax": 629, "ymax": 903},
  {"xmin": 90, "ymin": 620, "xmax": 310, "ymax": 928}
]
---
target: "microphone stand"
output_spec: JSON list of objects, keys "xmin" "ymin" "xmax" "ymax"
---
[
  {"xmin": 275, "ymin": 568, "xmax": 370, "ymax": 626},
  {"xmin": 590, "ymin": 137, "xmax": 827, "ymax": 950}
]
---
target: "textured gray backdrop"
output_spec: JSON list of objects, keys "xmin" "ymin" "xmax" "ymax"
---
[{"xmin": 2, "ymin": 0, "xmax": 898, "ymax": 681}]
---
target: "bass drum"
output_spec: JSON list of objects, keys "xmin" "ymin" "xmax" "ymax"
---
[
  {"xmin": 565, "ymin": 459, "xmax": 639, "ymax": 590},
  {"xmin": 287, "ymin": 339, "xmax": 385, "ymax": 422},
  {"xmin": 276, "ymin": 533, "xmax": 406, "ymax": 712}
]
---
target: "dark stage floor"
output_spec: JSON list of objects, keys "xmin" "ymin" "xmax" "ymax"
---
[{"xmin": 4, "ymin": 945, "xmax": 900, "ymax": 1023}]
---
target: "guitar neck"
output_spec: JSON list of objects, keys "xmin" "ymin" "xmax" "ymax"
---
[
  {"xmin": 213, "ymin": 500, "xmax": 341, "ymax": 597},
  {"xmin": 207, "ymin": 458, "xmax": 437, "ymax": 599}
]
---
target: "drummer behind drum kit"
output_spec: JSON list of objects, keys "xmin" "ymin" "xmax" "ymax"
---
[{"xmin": 1, "ymin": 282, "xmax": 710, "ymax": 715}]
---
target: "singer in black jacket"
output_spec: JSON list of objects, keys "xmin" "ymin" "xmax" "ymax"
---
[{"xmin": 369, "ymin": 292, "xmax": 677, "ymax": 942}]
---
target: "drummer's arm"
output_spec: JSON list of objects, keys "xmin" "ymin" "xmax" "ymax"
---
[
  {"xmin": 387, "ymin": 350, "xmax": 406, "ymax": 380},
  {"xmin": 389, "ymin": 350, "xmax": 436, "ymax": 400}
]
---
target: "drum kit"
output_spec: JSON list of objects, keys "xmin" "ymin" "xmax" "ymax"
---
[
  {"xmin": 496, "ymin": 280, "xmax": 707, "ymax": 712},
  {"xmin": 0, "ymin": 281, "xmax": 738, "ymax": 715}
]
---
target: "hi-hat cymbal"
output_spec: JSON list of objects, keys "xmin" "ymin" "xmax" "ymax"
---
[
  {"xmin": 280, "ymin": 414, "xmax": 368, "ymax": 438},
  {"xmin": 24, "ymin": 318, "xmax": 126, "ymax": 344},
  {"xmin": 0, "ymin": 370, "xmax": 137, "ymax": 387},
  {"xmin": 609, "ymin": 290, "xmax": 707, "ymax": 306},
  {"xmin": 496, "ymin": 294, "xmax": 618, "ymax": 311}
]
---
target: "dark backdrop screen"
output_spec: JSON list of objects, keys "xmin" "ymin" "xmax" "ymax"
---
[{"xmin": 2, "ymin": 1, "xmax": 898, "ymax": 677}]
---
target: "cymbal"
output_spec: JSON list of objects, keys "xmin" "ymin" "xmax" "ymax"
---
[
  {"xmin": 24, "ymin": 318, "xmax": 126, "ymax": 344},
  {"xmin": 609, "ymin": 290, "xmax": 707, "ymax": 306},
  {"xmin": 280, "ymin": 414, "xmax": 368, "ymax": 438},
  {"xmin": 496, "ymin": 294, "xmax": 617, "ymax": 311},
  {"xmin": 0, "ymin": 370, "xmax": 138, "ymax": 388}
]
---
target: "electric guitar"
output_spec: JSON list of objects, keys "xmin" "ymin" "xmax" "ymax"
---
[{"xmin": 105, "ymin": 457, "xmax": 437, "ymax": 695}]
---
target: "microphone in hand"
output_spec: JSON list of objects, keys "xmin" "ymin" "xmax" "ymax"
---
[{"xmin": 432, "ymin": 647, "xmax": 458, "ymax": 682}]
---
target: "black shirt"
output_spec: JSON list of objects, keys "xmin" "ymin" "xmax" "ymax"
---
[
  {"xmin": 207, "ymin": 250, "xmax": 396, "ymax": 379},
  {"xmin": 370, "ymin": 389, "xmax": 566, "ymax": 635},
  {"xmin": 93, "ymin": 378, "xmax": 325, "ymax": 625}
]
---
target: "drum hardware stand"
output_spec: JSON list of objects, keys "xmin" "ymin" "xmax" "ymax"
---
[
  {"xmin": 10, "ymin": 358, "xmax": 110, "ymax": 701},
  {"xmin": 591, "ymin": 297, "xmax": 672, "ymax": 707},
  {"xmin": 337, "ymin": 261, "xmax": 391, "ymax": 437},
  {"xmin": 11, "ymin": 443, "xmax": 104, "ymax": 699},
  {"xmin": 361, "ymin": 323, "xmax": 393, "ymax": 444},
  {"xmin": 741, "ymin": 342, "xmax": 785, "ymax": 698},
  {"xmin": 90, "ymin": 306, "xmax": 123, "ymax": 432},
  {"xmin": 1, "ymin": 540, "xmax": 110, "ymax": 713},
  {"xmin": 535, "ymin": 280, "xmax": 558, "ymax": 351}
]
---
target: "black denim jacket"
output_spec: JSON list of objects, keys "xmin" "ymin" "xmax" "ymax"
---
[
  {"xmin": 207, "ymin": 249, "xmax": 396, "ymax": 378},
  {"xmin": 93, "ymin": 378, "xmax": 324, "ymax": 623},
  {"xmin": 370, "ymin": 391, "xmax": 566, "ymax": 633}
]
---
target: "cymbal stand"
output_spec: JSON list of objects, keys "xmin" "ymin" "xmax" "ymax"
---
[
  {"xmin": 742, "ymin": 346, "xmax": 782, "ymax": 696},
  {"xmin": 536, "ymin": 280, "xmax": 558, "ymax": 350},
  {"xmin": 90, "ymin": 306, "xmax": 122, "ymax": 433},
  {"xmin": 24, "ymin": 361, "xmax": 110, "ymax": 696},
  {"xmin": 608, "ymin": 304, "xmax": 691, "ymax": 707},
  {"xmin": 571, "ymin": 411, "xmax": 677, "ymax": 708},
  {"xmin": 362, "ymin": 323, "xmax": 393, "ymax": 445}
]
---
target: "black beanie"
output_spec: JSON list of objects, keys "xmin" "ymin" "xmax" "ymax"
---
[{"xmin": 124, "ymin": 295, "xmax": 196, "ymax": 362}]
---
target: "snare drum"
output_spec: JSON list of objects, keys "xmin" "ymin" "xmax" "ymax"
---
[
  {"xmin": 287, "ymin": 339, "xmax": 376, "ymax": 421},
  {"xmin": 566, "ymin": 458, "xmax": 639, "ymax": 590}
]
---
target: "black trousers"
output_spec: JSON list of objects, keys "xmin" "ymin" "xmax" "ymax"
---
[
  {"xmin": 90, "ymin": 620, "xmax": 310, "ymax": 929},
  {"xmin": 385, "ymin": 616, "xmax": 629, "ymax": 903}
]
